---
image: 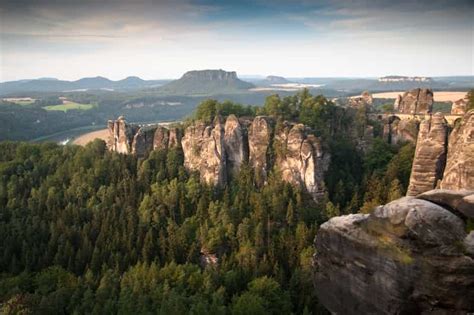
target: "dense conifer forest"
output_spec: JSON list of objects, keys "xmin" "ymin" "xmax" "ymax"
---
[{"xmin": 0, "ymin": 92, "xmax": 415, "ymax": 314}]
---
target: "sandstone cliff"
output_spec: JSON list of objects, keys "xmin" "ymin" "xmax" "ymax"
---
[
  {"xmin": 275, "ymin": 123, "xmax": 327, "ymax": 200},
  {"xmin": 394, "ymin": 88, "xmax": 433, "ymax": 114},
  {"xmin": 224, "ymin": 115, "xmax": 248, "ymax": 176},
  {"xmin": 407, "ymin": 113, "xmax": 448, "ymax": 195},
  {"xmin": 181, "ymin": 117, "xmax": 227, "ymax": 187},
  {"xmin": 313, "ymin": 189, "xmax": 474, "ymax": 315},
  {"xmin": 248, "ymin": 116, "xmax": 273, "ymax": 185},
  {"xmin": 441, "ymin": 110, "xmax": 474, "ymax": 190},
  {"xmin": 383, "ymin": 117, "xmax": 419, "ymax": 145},
  {"xmin": 107, "ymin": 115, "xmax": 328, "ymax": 200},
  {"xmin": 451, "ymin": 98, "xmax": 468, "ymax": 115},
  {"xmin": 406, "ymin": 110, "xmax": 474, "ymax": 195}
]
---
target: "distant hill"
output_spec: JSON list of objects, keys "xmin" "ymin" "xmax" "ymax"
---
[
  {"xmin": 158, "ymin": 69, "xmax": 254, "ymax": 95},
  {"xmin": 258, "ymin": 75, "xmax": 290, "ymax": 86},
  {"xmin": 0, "ymin": 76, "xmax": 170, "ymax": 95}
]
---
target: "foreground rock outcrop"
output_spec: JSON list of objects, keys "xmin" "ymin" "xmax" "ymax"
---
[
  {"xmin": 394, "ymin": 88, "xmax": 434, "ymax": 114},
  {"xmin": 313, "ymin": 190, "xmax": 474, "ymax": 315}
]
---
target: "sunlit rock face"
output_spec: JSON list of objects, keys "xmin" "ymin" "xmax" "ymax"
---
[
  {"xmin": 383, "ymin": 118, "xmax": 419, "ymax": 145},
  {"xmin": 224, "ymin": 114, "xmax": 248, "ymax": 176},
  {"xmin": 313, "ymin": 190, "xmax": 474, "ymax": 315},
  {"xmin": 394, "ymin": 88, "xmax": 434, "ymax": 114},
  {"xmin": 107, "ymin": 115, "xmax": 329, "ymax": 200},
  {"xmin": 107, "ymin": 116, "xmax": 139, "ymax": 154},
  {"xmin": 248, "ymin": 116, "xmax": 273, "ymax": 186},
  {"xmin": 405, "ymin": 110, "xmax": 474, "ymax": 196},
  {"xmin": 181, "ymin": 117, "xmax": 227, "ymax": 187},
  {"xmin": 440, "ymin": 110, "xmax": 474, "ymax": 191},
  {"xmin": 274, "ymin": 123, "xmax": 327, "ymax": 201},
  {"xmin": 407, "ymin": 113, "xmax": 448, "ymax": 196},
  {"xmin": 451, "ymin": 98, "xmax": 468, "ymax": 115}
]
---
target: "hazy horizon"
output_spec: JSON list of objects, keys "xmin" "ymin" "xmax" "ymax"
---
[{"xmin": 1, "ymin": 0, "xmax": 473, "ymax": 82}]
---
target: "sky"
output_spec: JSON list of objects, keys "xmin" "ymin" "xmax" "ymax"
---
[{"xmin": 0, "ymin": 0, "xmax": 473, "ymax": 81}]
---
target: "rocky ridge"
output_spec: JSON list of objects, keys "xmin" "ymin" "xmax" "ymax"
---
[
  {"xmin": 107, "ymin": 115, "xmax": 328, "ymax": 200},
  {"xmin": 394, "ymin": 88, "xmax": 434, "ymax": 114},
  {"xmin": 313, "ymin": 189, "xmax": 474, "ymax": 314}
]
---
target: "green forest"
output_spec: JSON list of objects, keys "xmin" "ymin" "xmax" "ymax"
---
[{"xmin": 0, "ymin": 92, "xmax": 415, "ymax": 314}]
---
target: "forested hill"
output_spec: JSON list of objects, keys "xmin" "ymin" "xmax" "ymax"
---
[{"xmin": 0, "ymin": 92, "xmax": 416, "ymax": 314}]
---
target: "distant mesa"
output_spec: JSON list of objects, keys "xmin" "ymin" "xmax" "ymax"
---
[
  {"xmin": 158, "ymin": 69, "xmax": 254, "ymax": 95},
  {"xmin": 379, "ymin": 75, "xmax": 433, "ymax": 83},
  {"xmin": 260, "ymin": 75, "xmax": 290, "ymax": 85}
]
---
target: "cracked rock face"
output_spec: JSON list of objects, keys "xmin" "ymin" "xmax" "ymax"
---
[
  {"xmin": 313, "ymin": 189, "xmax": 474, "ymax": 315},
  {"xmin": 181, "ymin": 117, "xmax": 227, "ymax": 187},
  {"xmin": 451, "ymin": 98, "xmax": 468, "ymax": 115},
  {"xmin": 275, "ymin": 123, "xmax": 327, "ymax": 200},
  {"xmin": 107, "ymin": 115, "xmax": 328, "ymax": 200},
  {"xmin": 407, "ymin": 113, "xmax": 448, "ymax": 196},
  {"xmin": 107, "ymin": 116, "xmax": 139, "ymax": 154},
  {"xmin": 383, "ymin": 118, "xmax": 419, "ymax": 145},
  {"xmin": 440, "ymin": 110, "xmax": 474, "ymax": 191},
  {"xmin": 224, "ymin": 114, "xmax": 248, "ymax": 176},
  {"xmin": 248, "ymin": 116, "xmax": 273, "ymax": 185},
  {"xmin": 394, "ymin": 88, "xmax": 434, "ymax": 114}
]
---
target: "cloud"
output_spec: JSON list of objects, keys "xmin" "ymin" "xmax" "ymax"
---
[{"xmin": 0, "ymin": 0, "xmax": 472, "ymax": 80}]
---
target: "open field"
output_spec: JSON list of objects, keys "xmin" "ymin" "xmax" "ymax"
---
[
  {"xmin": 43, "ymin": 100, "xmax": 95, "ymax": 112},
  {"xmin": 354, "ymin": 91, "xmax": 468, "ymax": 102},
  {"xmin": 2, "ymin": 97, "xmax": 36, "ymax": 105},
  {"xmin": 72, "ymin": 128, "xmax": 108, "ymax": 146}
]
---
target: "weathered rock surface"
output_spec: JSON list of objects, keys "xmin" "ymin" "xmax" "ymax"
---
[
  {"xmin": 349, "ymin": 91, "xmax": 373, "ymax": 108},
  {"xmin": 394, "ymin": 88, "xmax": 434, "ymax": 114},
  {"xmin": 383, "ymin": 117, "xmax": 419, "ymax": 145},
  {"xmin": 153, "ymin": 126, "xmax": 169, "ymax": 150},
  {"xmin": 248, "ymin": 116, "xmax": 273, "ymax": 185},
  {"xmin": 107, "ymin": 116, "xmax": 139, "ymax": 154},
  {"xmin": 407, "ymin": 113, "xmax": 448, "ymax": 196},
  {"xmin": 181, "ymin": 117, "xmax": 227, "ymax": 187},
  {"xmin": 108, "ymin": 115, "xmax": 328, "ymax": 200},
  {"xmin": 224, "ymin": 114, "xmax": 248, "ymax": 176},
  {"xmin": 451, "ymin": 98, "xmax": 468, "ymax": 115},
  {"xmin": 313, "ymin": 190, "xmax": 474, "ymax": 315},
  {"xmin": 275, "ymin": 123, "xmax": 327, "ymax": 200},
  {"xmin": 132, "ymin": 126, "xmax": 157, "ymax": 157},
  {"xmin": 440, "ymin": 110, "xmax": 474, "ymax": 191},
  {"xmin": 417, "ymin": 189, "xmax": 474, "ymax": 219}
]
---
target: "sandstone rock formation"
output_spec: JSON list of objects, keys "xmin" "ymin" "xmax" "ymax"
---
[
  {"xmin": 407, "ymin": 113, "xmax": 448, "ymax": 196},
  {"xmin": 349, "ymin": 91, "xmax": 373, "ymax": 108},
  {"xmin": 132, "ymin": 126, "xmax": 157, "ymax": 157},
  {"xmin": 224, "ymin": 115, "xmax": 248, "ymax": 176},
  {"xmin": 181, "ymin": 117, "xmax": 227, "ymax": 187},
  {"xmin": 394, "ymin": 88, "xmax": 433, "ymax": 114},
  {"xmin": 405, "ymin": 110, "xmax": 474, "ymax": 196},
  {"xmin": 274, "ymin": 123, "xmax": 327, "ymax": 200},
  {"xmin": 440, "ymin": 110, "xmax": 474, "ymax": 191},
  {"xmin": 248, "ymin": 116, "xmax": 273, "ymax": 185},
  {"xmin": 313, "ymin": 190, "xmax": 474, "ymax": 315},
  {"xmin": 107, "ymin": 116, "xmax": 139, "ymax": 154},
  {"xmin": 451, "ymin": 98, "xmax": 468, "ymax": 115},
  {"xmin": 108, "ymin": 115, "xmax": 328, "ymax": 200},
  {"xmin": 383, "ymin": 117, "xmax": 419, "ymax": 145},
  {"xmin": 153, "ymin": 126, "xmax": 169, "ymax": 150}
]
